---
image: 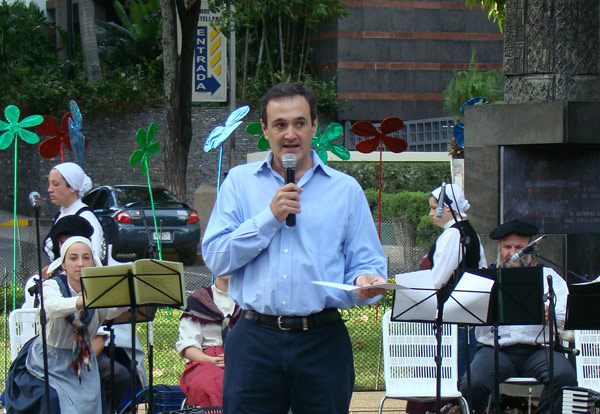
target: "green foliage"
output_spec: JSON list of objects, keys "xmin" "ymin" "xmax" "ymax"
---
[
  {"xmin": 465, "ymin": 0, "xmax": 505, "ymax": 32},
  {"xmin": 0, "ymin": 285, "xmax": 24, "ymax": 313},
  {"xmin": 243, "ymin": 72, "xmax": 339, "ymax": 118},
  {"xmin": 442, "ymin": 50, "xmax": 504, "ymax": 119},
  {"xmin": 208, "ymin": 0, "xmax": 348, "ymax": 110},
  {"xmin": 329, "ymin": 161, "xmax": 450, "ymax": 194},
  {"xmin": 363, "ymin": 189, "xmax": 440, "ymax": 248},
  {"xmin": 0, "ymin": 0, "xmax": 57, "ymax": 69},
  {"xmin": 0, "ymin": 0, "xmax": 162, "ymax": 118},
  {"xmin": 97, "ymin": 0, "xmax": 162, "ymax": 69}
]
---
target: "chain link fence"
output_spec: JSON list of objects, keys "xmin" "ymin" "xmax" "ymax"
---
[{"xmin": 0, "ymin": 216, "xmax": 436, "ymax": 396}]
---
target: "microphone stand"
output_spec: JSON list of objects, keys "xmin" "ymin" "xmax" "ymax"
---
[
  {"xmin": 531, "ymin": 251, "xmax": 589, "ymax": 284},
  {"xmin": 33, "ymin": 203, "xmax": 51, "ymax": 414},
  {"xmin": 546, "ymin": 274, "xmax": 556, "ymax": 414},
  {"xmin": 446, "ymin": 206, "xmax": 473, "ymax": 413}
]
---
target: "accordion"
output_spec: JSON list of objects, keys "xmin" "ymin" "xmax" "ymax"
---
[{"xmin": 562, "ymin": 387, "xmax": 600, "ymax": 414}]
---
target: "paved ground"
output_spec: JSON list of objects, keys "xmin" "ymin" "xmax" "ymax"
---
[{"xmin": 351, "ymin": 391, "xmax": 406, "ymax": 413}]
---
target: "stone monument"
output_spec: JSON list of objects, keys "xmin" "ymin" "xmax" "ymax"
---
[{"xmin": 465, "ymin": 0, "xmax": 600, "ymax": 280}]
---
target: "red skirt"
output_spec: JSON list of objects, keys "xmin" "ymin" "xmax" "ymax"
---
[{"xmin": 179, "ymin": 346, "xmax": 225, "ymax": 407}]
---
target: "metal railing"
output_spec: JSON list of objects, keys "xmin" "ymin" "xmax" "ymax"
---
[{"xmin": 344, "ymin": 116, "xmax": 457, "ymax": 152}]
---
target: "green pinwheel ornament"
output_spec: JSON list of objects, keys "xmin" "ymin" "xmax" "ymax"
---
[
  {"xmin": 0, "ymin": 104, "xmax": 43, "ymax": 310},
  {"xmin": 0, "ymin": 105, "xmax": 43, "ymax": 149},
  {"xmin": 247, "ymin": 122, "xmax": 269, "ymax": 151},
  {"xmin": 129, "ymin": 122, "xmax": 160, "ymax": 175},
  {"xmin": 129, "ymin": 122, "xmax": 163, "ymax": 260},
  {"xmin": 311, "ymin": 122, "xmax": 349, "ymax": 164}
]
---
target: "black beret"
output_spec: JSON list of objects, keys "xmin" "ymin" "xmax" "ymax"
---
[
  {"xmin": 49, "ymin": 215, "xmax": 94, "ymax": 241},
  {"xmin": 489, "ymin": 219, "xmax": 538, "ymax": 240}
]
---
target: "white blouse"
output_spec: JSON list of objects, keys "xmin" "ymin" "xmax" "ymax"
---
[
  {"xmin": 176, "ymin": 285, "xmax": 235, "ymax": 358},
  {"xmin": 42, "ymin": 277, "xmax": 126, "ymax": 349}
]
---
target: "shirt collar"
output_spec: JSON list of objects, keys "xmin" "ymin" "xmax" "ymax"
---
[{"xmin": 253, "ymin": 150, "xmax": 333, "ymax": 178}]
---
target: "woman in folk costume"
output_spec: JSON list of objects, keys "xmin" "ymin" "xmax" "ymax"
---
[
  {"xmin": 5, "ymin": 237, "xmax": 127, "ymax": 414},
  {"xmin": 407, "ymin": 183, "xmax": 487, "ymax": 414},
  {"xmin": 45, "ymin": 162, "xmax": 104, "ymax": 262},
  {"xmin": 176, "ymin": 276, "xmax": 241, "ymax": 407}
]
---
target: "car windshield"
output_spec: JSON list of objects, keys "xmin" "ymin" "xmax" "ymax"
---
[{"xmin": 114, "ymin": 186, "xmax": 180, "ymax": 205}]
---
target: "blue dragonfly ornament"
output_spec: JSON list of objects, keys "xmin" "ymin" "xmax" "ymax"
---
[
  {"xmin": 204, "ymin": 105, "xmax": 250, "ymax": 192},
  {"xmin": 68, "ymin": 100, "xmax": 86, "ymax": 166}
]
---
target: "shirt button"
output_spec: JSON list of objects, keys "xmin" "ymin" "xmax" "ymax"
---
[
  {"xmin": 272, "ymin": 227, "xmax": 277, "ymax": 232},
  {"xmin": 283, "ymin": 249, "xmax": 288, "ymax": 253},
  {"xmin": 282, "ymin": 301, "xmax": 287, "ymax": 306},
  {"xmin": 258, "ymin": 248, "xmax": 262, "ymax": 252},
  {"xmin": 282, "ymin": 274, "xmax": 288, "ymax": 279}
]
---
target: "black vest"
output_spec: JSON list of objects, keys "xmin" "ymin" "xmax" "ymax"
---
[{"xmin": 427, "ymin": 220, "xmax": 481, "ymax": 270}]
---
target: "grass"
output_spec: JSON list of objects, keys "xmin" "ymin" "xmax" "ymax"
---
[{"xmin": 0, "ymin": 304, "xmax": 389, "ymax": 395}]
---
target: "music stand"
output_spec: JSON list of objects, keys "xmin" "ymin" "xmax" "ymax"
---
[
  {"xmin": 103, "ymin": 307, "xmax": 157, "ymax": 412},
  {"xmin": 565, "ymin": 280, "xmax": 600, "ymax": 330},
  {"xmin": 81, "ymin": 259, "xmax": 185, "ymax": 414},
  {"xmin": 391, "ymin": 270, "xmax": 494, "ymax": 413},
  {"xmin": 462, "ymin": 266, "xmax": 544, "ymax": 414}
]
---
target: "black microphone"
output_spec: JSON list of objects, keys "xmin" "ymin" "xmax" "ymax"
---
[
  {"xmin": 435, "ymin": 178, "xmax": 446, "ymax": 218},
  {"xmin": 282, "ymin": 153, "xmax": 297, "ymax": 227},
  {"xmin": 29, "ymin": 191, "xmax": 41, "ymax": 209},
  {"xmin": 511, "ymin": 235, "xmax": 547, "ymax": 262}
]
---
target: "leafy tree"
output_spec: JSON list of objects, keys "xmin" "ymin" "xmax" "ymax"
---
[
  {"xmin": 98, "ymin": 0, "xmax": 162, "ymax": 70},
  {"xmin": 208, "ymin": 0, "xmax": 348, "ymax": 107}
]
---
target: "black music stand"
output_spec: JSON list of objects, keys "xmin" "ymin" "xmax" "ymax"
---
[
  {"xmin": 565, "ymin": 280, "xmax": 600, "ymax": 330},
  {"xmin": 391, "ymin": 270, "xmax": 494, "ymax": 413},
  {"xmin": 103, "ymin": 307, "xmax": 157, "ymax": 413},
  {"xmin": 463, "ymin": 266, "xmax": 544, "ymax": 414},
  {"xmin": 81, "ymin": 259, "xmax": 185, "ymax": 414}
]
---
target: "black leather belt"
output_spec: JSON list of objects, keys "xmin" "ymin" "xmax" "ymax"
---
[{"xmin": 242, "ymin": 308, "xmax": 341, "ymax": 331}]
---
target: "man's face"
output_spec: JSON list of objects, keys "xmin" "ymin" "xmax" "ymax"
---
[
  {"xmin": 497, "ymin": 233, "xmax": 532, "ymax": 268},
  {"xmin": 261, "ymin": 95, "xmax": 317, "ymax": 177}
]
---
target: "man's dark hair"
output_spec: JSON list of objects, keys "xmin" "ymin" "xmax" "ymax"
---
[{"xmin": 260, "ymin": 82, "xmax": 317, "ymax": 125}]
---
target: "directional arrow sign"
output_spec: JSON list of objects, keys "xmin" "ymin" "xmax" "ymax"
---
[{"xmin": 192, "ymin": 2, "xmax": 227, "ymax": 102}]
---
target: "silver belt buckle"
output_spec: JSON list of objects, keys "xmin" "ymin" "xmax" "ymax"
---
[{"xmin": 277, "ymin": 316, "xmax": 291, "ymax": 331}]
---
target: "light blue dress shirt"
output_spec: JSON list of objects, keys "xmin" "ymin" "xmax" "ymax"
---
[{"xmin": 202, "ymin": 151, "xmax": 388, "ymax": 316}]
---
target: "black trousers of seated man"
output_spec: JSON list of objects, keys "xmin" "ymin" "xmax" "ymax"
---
[{"xmin": 460, "ymin": 345, "xmax": 577, "ymax": 414}]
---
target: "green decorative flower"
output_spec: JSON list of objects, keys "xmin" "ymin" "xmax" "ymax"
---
[
  {"xmin": 129, "ymin": 122, "xmax": 161, "ymax": 175},
  {"xmin": 247, "ymin": 122, "xmax": 269, "ymax": 151},
  {"xmin": 0, "ymin": 105, "xmax": 43, "ymax": 150},
  {"xmin": 311, "ymin": 122, "xmax": 350, "ymax": 164}
]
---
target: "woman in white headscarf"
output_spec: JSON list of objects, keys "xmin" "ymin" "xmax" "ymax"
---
[
  {"xmin": 5, "ymin": 237, "xmax": 127, "ymax": 414},
  {"xmin": 426, "ymin": 183, "xmax": 487, "ymax": 289},
  {"xmin": 45, "ymin": 162, "xmax": 104, "ymax": 262}
]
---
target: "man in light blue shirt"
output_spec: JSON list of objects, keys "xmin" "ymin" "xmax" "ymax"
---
[{"xmin": 202, "ymin": 82, "xmax": 387, "ymax": 413}]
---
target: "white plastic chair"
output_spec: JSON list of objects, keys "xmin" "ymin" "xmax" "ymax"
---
[
  {"xmin": 378, "ymin": 310, "xmax": 468, "ymax": 414},
  {"xmin": 574, "ymin": 330, "xmax": 600, "ymax": 391},
  {"xmin": 9, "ymin": 308, "xmax": 39, "ymax": 361}
]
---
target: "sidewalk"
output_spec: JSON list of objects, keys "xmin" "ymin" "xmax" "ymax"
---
[{"xmin": 351, "ymin": 391, "xmax": 406, "ymax": 413}]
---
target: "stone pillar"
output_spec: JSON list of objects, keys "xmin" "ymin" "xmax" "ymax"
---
[{"xmin": 503, "ymin": 0, "xmax": 600, "ymax": 103}]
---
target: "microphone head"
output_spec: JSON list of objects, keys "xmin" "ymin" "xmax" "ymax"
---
[
  {"xmin": 282, "ymin": 153, "xmax": 297, "ymax": 169},
  {"xmin": 29, "ymin": 191, "xmax": 41, "ymax": 207}
]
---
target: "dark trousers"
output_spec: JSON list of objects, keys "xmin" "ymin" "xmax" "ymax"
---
[
  {"xmin": 223, "ymin": 316, "xmax": 355, "ymax": 414},
  {"xmin": 97, "ymin": 350, "xmax": 132, "ymax": 413},
  {"xmin": 460, "ymin": 345, "xmax": 577, "ymax": 414}
]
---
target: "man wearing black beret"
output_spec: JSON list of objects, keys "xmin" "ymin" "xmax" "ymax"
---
[{"xmin": 460, "ymin": 219, "xmax": 576, "ymax": 414}]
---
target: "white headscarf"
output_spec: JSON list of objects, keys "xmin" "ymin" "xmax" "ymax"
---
[
  {"xmin": 52, "ymin": 162, "xmax": 93, "ymax": 198},
  {"xmin": 47, "ymin": 236, "xmax": 102, "ymax": 275},
  {"xmin": 431, "ymin": 183, "xmax": 470, "ymax": 217}
]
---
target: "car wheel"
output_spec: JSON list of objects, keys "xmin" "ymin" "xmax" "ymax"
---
[{"xmin": 179, "ymin": 247, "xmax": 197, "ymax": 266}]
